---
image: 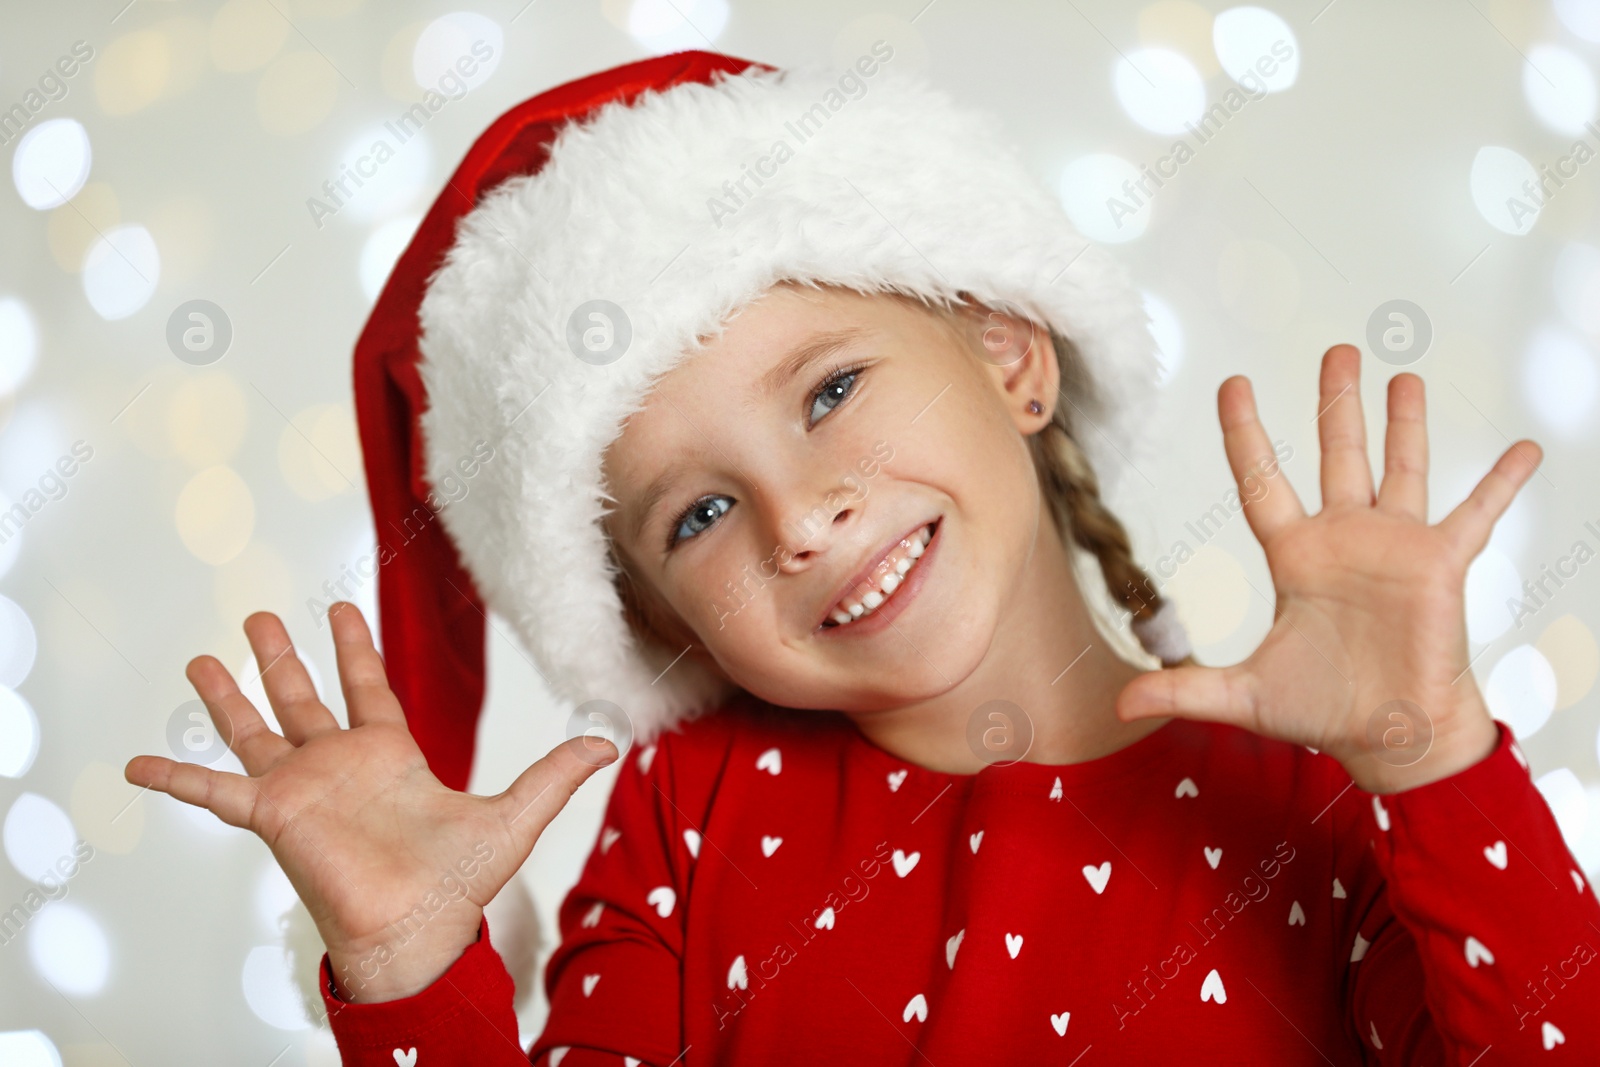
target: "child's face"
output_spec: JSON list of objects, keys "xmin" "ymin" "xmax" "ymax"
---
[{"xmin": 602, "ymin": 283, "xmax": 1058, "ymax": 713}]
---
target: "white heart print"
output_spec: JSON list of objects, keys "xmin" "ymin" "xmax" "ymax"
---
[
  {"xmin": 1204, "ymin": 846, "xmax": 1222, "ymax": 869},
  {"xmin": 1543, "ymin": 1021, "xmax": 1565, "ymax": 1050},
  {"xmin": 1351, "ymin": 932, "xmax": 1369, "ymax": 962},
  {"xmin": 1483, "ymin": 840, "xmax": 1507, "ymax": 869},
  {"xmin": 684, "ymin": 829, "xmax": 702, "ymax": 859},
  {"xmin": 756, "ymin": 747, "xmax": 782, "ymax": 774},
  {"xmin": 1005, "ymin": 933, "xmax": 1023, "ymax": 959},
  {"xmin": 1200, "ymin": 968, "xmax": 1226, "ymax": 1004},
  {"xmin": 646, "ymin": 886, "xmax": 675, "ymax": 918},
  {"xmin": 392, "ymin": 1050, "xmax": 416, "ymax": 1067},
  {"xmin": 1174, "ymin": 776, "xmax": 1199, "ymax": 799},
  {"xmin": 1332, "ymin": 877, "xmax": 1347, "ymax": 899},
  {"xmin": 728, "ymin": 955, "xmax": 748, "ymax": 989},
  {"xmin": 1049, "ymin": 776, "xmax": 1063, "ymax": 801},
  {"xmin": 815, "ymin": 907, "xmax": 835, "ymax": 930},
  {"xmin": 637, "ymin": 743, "xmax": 657, "ymax": 774},
  {"xmin": 582, "ymin": 973, "xmax": 600, "ymax": 997},
  {"xmin": 581, "ymin": 901, "xmax": 604, "ymax": 928},
  {"xmin": 969, "ymin": 830, "xmax": 983, "ymax": 854},
  {"xmin": 903, "ymin": 993, "xmax": 928, "ymax": 1023},
  {"xmin": 600, "ymin": 827, "xmax": 621, "ymax": 853},
  {"xmin": 1082, "ymin": 861, "xmax": 1111, "ymax": 895},
  {"xmin": 1464, "ymin": 936, "xmax": 1495, "ymax": 968},
  {"xmin": 946, "ymin": 929, "xmax": 964, "ymax": 969},
  {"xmin": 1287, "ymin": 901, "xmax": 1305, "ymax": 926},
  {"xmin": 761, "ymin": 835, "xmax": 783, "ymax": 857},
  {"xmin": 1372, "ymin": 795, "xmax": 1390, "ymax": 832},
  {"xmin": 1050, "ymin": 1011, "xmax": 1070, "ymax": 1036},
  {"xmin": 892, "ymin": 849, "xmax": 920, "ymax": 877},
  {"xmin": 1369, "ymin": 1021, "xmax": 1383, "ymax": 1050},
  {"xmin": 887, "ymin": 769, "xmax": 908, "ymax": 791}
]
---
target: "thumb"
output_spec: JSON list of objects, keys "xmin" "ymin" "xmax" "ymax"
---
[
  {"xmin": 495, "ymin": 735, "xmax": 619, "ymax": 848},
  {"xmin": 1118, "ymin": 664, "xmax": 1257, "ymax": 730}
]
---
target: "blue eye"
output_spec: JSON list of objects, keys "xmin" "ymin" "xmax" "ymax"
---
[
  {"xmin": 671, "ymin": 495, "xmax": 733, "ymax": 546},
  {"xmin": 809, "ymin": 367, "xmax": 861, "ymax": 425}
]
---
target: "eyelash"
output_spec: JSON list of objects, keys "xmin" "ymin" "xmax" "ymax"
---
[{"xmin": 663, "ymin": 361, "xmax": 870, "ymax": 551}]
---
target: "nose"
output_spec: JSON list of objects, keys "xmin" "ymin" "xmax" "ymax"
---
[{"xmin": 771, "ymin": 483, "xmax": 859, "ymax": 573}]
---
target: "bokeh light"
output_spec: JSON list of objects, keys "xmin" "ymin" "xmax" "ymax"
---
[
  {"xmin": 413, "ymin": 12, "xmax": 503, "ymax": 92},
  {"xmin": 1464, "ymin": 544, "xmax": 1522, "ymax": 644},
  {"xmin": 1537, "ymin": 614, "xmax": 1599, "ymax": 710},
  {"xmin": 627, "ymin": 0, "xmax": 730, "ymax": 56},
  {"xmin": 1552, "ymin": 241, "xmax": 1600, "ymax": 335},
  {"xmin": 12, "ymin": 119, "xmax": 92, "ymax": 210},
  {"xmin": 1522, "ymin": 45, "xmax": 1598, "ymax": 135},
  {"xmin": 81, "ymin": 224, "xmax": 161, "ymax": 320},
  {"xmin": 1114, "ymin": 48, "xmax": 1206, "ymax": 135},
  {"xmin": 1553, "ymin": 0, "xmax": 1600, "ymax": 43},
  {"xmin": 330, "ymin": 125, "xmax": 433, "ymax": 224},
  {"xmin": 1536, "ymin": 766, "xmax": 1589, "ymax": 855},
  {"xmin": 0, "ymin": 688, "xmax": 40, "ymax": 779},
  {"xmin": 0, "ymin": 594, "xmax": 38, "ymax": 688},
  {"xmin": 0, "ymin": 297, "xmax": 39, "ymax": 396},
  {"xmin": 28, "ymin": 903, "xmax": 112, "ymax": 996},
  {"xmin": 0, "ymin": 1031, "xmax": 63, "ymax": 1067},
  {"xmin": 174, "ymin": 466, "xmax": 255, "ymax": 565},
  {"xmin": 242, "ymin": 945, "xmax": 312, "ymax": 1029},
  {"xmin": 209, "ymin": 0, "xmax": 291, "ymax": 72},
  {"xmin": 1212, "ymin": 6, "xmax": 1299, "ymax": 94},
  {"xmin": 1520, "ymin": 327, "xmax": 1598, "ymax": 436},
  {"xmin": 1059, "ymin": 154, "xmax": 1147, "ymax": 243},
  {"xmin": 4, "ymin": 792, "xmax": 77, "ymax": 882},
  {"xmin": 1485, "ymin": 644, "xmax": 1558, "ymax": 739},
  {"xmin": 359, "ymin": 214, "xmax": 422, "ymax": 302},
  {"xmin": 1470, "ymin": 146, "xmax": 1539, "ymax": 236}
]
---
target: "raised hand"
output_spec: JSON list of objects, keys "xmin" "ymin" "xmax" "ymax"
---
[
  {"xmin": 124, "ymin": 602, "xmax": 616, "ymax": 1002},
  {"xmin": 1117, "ymin": 344, "xmax": 1540, "ymax": 794}
]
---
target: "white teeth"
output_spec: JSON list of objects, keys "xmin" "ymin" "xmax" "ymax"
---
[{"xmin": 824, "ymin": 522, "xmax": 938, "ymax": 628}]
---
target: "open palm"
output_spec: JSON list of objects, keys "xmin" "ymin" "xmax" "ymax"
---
[
  {"xmin": 125, "ymin": 602, "xmax": 616, "ymax": 1001},
  {"xmin": 1118, "ymin": 345, "xmax": 1539, "ymax": 793}
]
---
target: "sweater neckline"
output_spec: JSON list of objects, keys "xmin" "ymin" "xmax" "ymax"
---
[{"xmin": 836, "ymin": 711, "xmax": 1192, "ymax": 794}]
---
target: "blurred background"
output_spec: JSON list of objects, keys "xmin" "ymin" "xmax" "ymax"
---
[{"xmin": 2, "ymin": 0, "xmax": 1599, "ymax": 1063}]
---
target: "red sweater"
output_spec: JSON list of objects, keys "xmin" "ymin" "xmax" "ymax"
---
[{"xmin": 319, "ymin": 697, "xmax": 1598, "ymax": 1065}]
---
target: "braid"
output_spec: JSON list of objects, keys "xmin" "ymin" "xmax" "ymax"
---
[{"xmin": 1030, "ymin": 329, "xmax": 1194, "ymax": 667}]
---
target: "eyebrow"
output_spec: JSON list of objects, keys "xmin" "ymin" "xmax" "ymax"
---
[
  {"xmin": 756, "ymin": 325, "xmax": 872, "ymax": 401},
  {"xmin": 626, "ymin": 325, "xmax": 874, "ymax": 545}
]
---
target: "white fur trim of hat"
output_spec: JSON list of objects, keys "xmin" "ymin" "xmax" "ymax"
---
[{"xmin": 415, "ymin": 59, "xmax": 1163, "ymax": 743}]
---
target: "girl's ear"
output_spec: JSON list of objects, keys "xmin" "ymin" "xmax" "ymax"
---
[{"xmin": 973, "ymin": 308, "xmax": 1060, "ymax": 434}]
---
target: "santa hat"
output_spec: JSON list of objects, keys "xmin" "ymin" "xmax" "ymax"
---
[{"xmin": 354, "ymin": 47, "xmax": 1177, "ymax": 791}]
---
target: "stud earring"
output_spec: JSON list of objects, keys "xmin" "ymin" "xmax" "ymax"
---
[{"xmin": 1026, "ymin": 399, "xmax": 1043, "ymax": 416}]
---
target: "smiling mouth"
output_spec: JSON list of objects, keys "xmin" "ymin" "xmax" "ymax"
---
[{"xmin": 821, "ymin": 520, "xmax": 938, "ymax": 628}]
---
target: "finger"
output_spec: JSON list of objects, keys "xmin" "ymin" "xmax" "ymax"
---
[
  {"xmin": 1117, "ymin": 663, "xmax": 1257, "ymax": 732},
  {"xmin": 494, "ymin": 736, "xmax": 619, "ymax": 848},
  {"xmin": 124, "ymin": 754, "xmax": 262, "ymax": 830},
  {"xmin": 327, "ymin": 602, "xmax": 405, "ymax": 728},
  {"xmin": 1217, "ymin": 376, "xmax": 1306, "ymax": 542},
  {"xmin": 1438, "ymin": 440, "xmax": 1543, "ymax": 559},
  {"xmin": 185, "ymin": 655, "xmax": 293, "ymax": 775},
  {"xmin": 1376, "ymin": 373, "xmax": 1428, "ymax": 519},
  {"xmin": 1315, "ymin": 345, "xmax": 1375, "ymax": 508},
  {"xmin": 243, "ymin": 612, "xmax": 339, "ymax": 745}
]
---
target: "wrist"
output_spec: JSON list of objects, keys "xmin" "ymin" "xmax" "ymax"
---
[
  {"xmin": 1343, "ymin": 705, "xmax": 1499, "ymax": 794},
  {"xmin": 326, "ymin": 910, "xmax": 485, "ymax": 1004}
]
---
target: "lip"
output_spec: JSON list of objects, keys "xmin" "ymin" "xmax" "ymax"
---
[{"xmin": 814, "ymin": 518, "xmax": 942, "ymax": 638}]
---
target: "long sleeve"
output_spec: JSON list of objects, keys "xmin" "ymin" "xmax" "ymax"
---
[
  {"xmin": 526, "ymin": 730, "xmax": 700, "ymax": 1067},
  {"xmin": 317, "ymin": 916, "xmax": 532, "ymax": 1065},
  {"xmin": 1333, "ymin": 718, "xmax": 1600, "ymax": 1063}
]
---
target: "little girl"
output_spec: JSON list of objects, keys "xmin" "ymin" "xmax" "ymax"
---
[{"xmin": 125, "ymin": 51, "xmax": 1597, "ymax": 1064}]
